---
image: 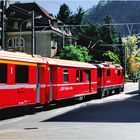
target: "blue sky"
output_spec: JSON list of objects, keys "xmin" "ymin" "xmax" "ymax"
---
[
  {"xmin": 40, "ymin": 0, "xmax": 100, "ymax": 15},
  {"xmin": 11, "ymin": 0, "xmax": 100, "ymax": 15}
]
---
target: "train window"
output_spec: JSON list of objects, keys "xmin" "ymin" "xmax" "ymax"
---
[
  {"xmin": 15, "ymin": 65, "xmax": 28, "ymax": 83},
  {"xmin": 0, "ymin": 64, "xmax": 7, "ymax": 83},
  {"xmin": 97, "ymin": 69, "xmax": 102, "ymax": 77},
  {"xmin": 80, "ymin": 70, "xmax": 83, "ymax": 82},
  {"xmin": 63, "ymin": 69, "xmax": 68, "ymax": 82},
  {"xmin": 107, "ymin": 69, "xmax": 110, "ymax": 76},
  {"xmin": 122, "ymin": 70, "xmax": 125, "ymax": 76},
  {"xmin": 76, "ymin": 70, "xmax": 83, "ymax": 82},
  {"xmin": 76, "ymin": 70, "xmax": 79, "ymax": 82},
  {"xmin": 85, "ymin": 70, "xmax": 90, "ymax": 81},
  {"xmin": 118, "ymin": 70, "xmax": 121, "ymax": 76}
]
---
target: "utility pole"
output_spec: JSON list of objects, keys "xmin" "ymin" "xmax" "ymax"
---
[
  {"xmin": 0, "ymin": 1, "xmax": 2, "ymax": 48},
  {"xmin": 0, "ymin": 0, "xmax": 5, "ymax": 50},
  {"xmin": 31, "ymin": 10, "xmax": 35, "ymax": 56}
]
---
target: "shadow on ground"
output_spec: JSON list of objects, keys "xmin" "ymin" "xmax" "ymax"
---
[
  {"xmin": 42, "ymin": 91, "xmax": 140, "ymax": 123},
  {"xmin": 0, "ymin": 90, "xmax": 139, "ymax": 123}
]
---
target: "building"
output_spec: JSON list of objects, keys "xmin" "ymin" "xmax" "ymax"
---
[{"xmin": 5, "ymin": 2, "xmax": 75, "ymax": 57}]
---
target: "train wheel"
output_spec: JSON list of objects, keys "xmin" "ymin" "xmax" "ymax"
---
[
  {"xmin": 115, "ymin": 89, "xmax": 120, "ymax": 94},
  {"xmin": 104, "ymin": 91, "xmax": 109, "ymax": 97},
  {"xmin": 108, "ymin": 90, "xmax": 113, "ymax": 96},
  {"xmin": 96, "ymin": 92, "xmax": 103, "ymax": 99}
]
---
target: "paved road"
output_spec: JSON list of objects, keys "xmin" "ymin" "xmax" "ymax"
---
[{"xmin": 0, "ymin": 82, "xmax": 139, "ymax": 140}]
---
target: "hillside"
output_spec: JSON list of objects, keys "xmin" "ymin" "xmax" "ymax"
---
[{"xmin": 85, "ymin": 0, "xmax": 140, "ymax": 36}]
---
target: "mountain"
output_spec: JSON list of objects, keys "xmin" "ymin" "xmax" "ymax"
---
[{"xmin": 84, "ymin": 0, "xmax": 140, "ymax": 36}]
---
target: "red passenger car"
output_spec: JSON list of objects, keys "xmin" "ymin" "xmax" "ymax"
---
[
  {"xmin": 0, "ymin": 51, "xmax": 45, "ymax": 109},
  {"xmin": 96, "ymin": 62, "xmax": 124, "ymax": 98},
  {"xmin": 44, "ymin": 58, "xmax": 97, "ymax": 102}
]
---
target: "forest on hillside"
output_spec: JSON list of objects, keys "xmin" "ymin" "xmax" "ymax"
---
[{"xmin": 85, "ymin": 0, "xmax": 140, "ymax": 36}]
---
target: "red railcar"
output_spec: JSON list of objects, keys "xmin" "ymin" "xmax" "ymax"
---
[
  {"xmin": 95, "ymin": 62, "xmax": 124, "ymax": 98},
  {"xmin": 0, "ymin": 50, "xmax": 124, "ymax": 109},
  {"xmin": 0, "ymin": 51, "xmax": 45, "ymax": 109},
  {"xmin": 44, "ymin": 58, "xmax": 97, "ymax": 102}
]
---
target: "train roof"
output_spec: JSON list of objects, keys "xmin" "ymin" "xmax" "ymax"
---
[
  {"xmin": 0, "ymin": 50, "xmax": 45, "ymax": 63},
  {"xmin": 45, "ymin": 58, "xmax": 96, "ymax": 69},
  {"xmin": 95, "ymin": 62, "xmax": 123, "ymax": 69}
]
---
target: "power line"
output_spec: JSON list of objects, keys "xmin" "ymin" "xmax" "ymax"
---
[
  {"xmin": 103, "ymin": 22, "xmax": 140, "ymax": 35},
  {"xmin": 103, "ymin": 23, "xmax": 140, "ymax": 26}
]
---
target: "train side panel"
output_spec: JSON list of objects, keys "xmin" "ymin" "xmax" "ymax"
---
[
  {"xmin": 0, "ymin": 62, "xmax": 37, "ymax": 109},
  {"xmin": 51, "ymin": 67, "xmax": 97, "ymax": 101},
  {"xmin": 44, "ymin": 58, "xmax": 97, "ymax": 102}
]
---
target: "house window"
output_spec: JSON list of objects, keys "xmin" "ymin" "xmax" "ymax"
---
[
  {"xmin": 19, "ymin": 38, "xmax": 24, "ymax": 47},
  {"xmin": 63, "ymin": 69, "xmax": 68, "ymax": 82},
  {"xmin": 8, "ymin": 37, "xmax": 24, "ymax": 48},
  {"xmin": 26, "ymin": 21, "xmax": 32, "ymax": 29},
  {"xmin": 13, "ymin": 21, "xmax": 18, "ymax": 30},
  {"xmin": 15, "ymin": 65, "xmax": 28, "ymax": 83},
  {"xmin": 0, "ymin": 64, "xmax": 7, "ymax": 83},
  {"xmin": 8, "ymin": 38, "xmax": 12, "ymax": 47},
  {"xmin": 51, "ymin": 40, "xmax": 57, "ymax": 49}
]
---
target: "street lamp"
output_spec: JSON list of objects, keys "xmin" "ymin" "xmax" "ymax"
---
[
  {"xmin": 19, "ymin": 19, "xmax": 31, "ymax": 51},
  {"xmin": 19, "ymin": 11, "xmax": 42, "ymax": 54}
]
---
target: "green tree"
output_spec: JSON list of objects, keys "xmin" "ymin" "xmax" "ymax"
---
[
  {"xmin": 57, "ymin": 3, "xmax": 72, "ymax": 24},
  {"xmin": 100, "ymin": 14, "xmax": 117, "ymax": 45},
  {"xmin": 103, "ymin": 51, "xmax": 120, "ymax": 64},
  {"xmin": 116, "ymin": 36, "xmax": 125, "ymax": 67},
  {"xmin": 60, "ymin": 45, "xmax": 92, "ymax": 62},
  {"xmin": 127, "ymin": 54, "xmax": 139, "ymax": 80},
  {"xmin": 70, "ymin": 7, "xmax": 85, "ymax": 25},
  {"xmin": 78, "ymin": 23, "xmax": 100, "ymax": 47},
  {"xmin": 123, "ymin": 35, "xmax": 140, "ymax": 80},
  {"xmin": 70, "ymin": 7, "xmax": 85, "ymax": 37}
]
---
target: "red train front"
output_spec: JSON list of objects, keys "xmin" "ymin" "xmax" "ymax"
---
[{"xmin": 95, "ymin": 62, "xmax": 124, "ymax": 98}]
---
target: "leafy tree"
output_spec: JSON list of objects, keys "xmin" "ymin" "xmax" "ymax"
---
[
  {"xmin": 70, "ymin": 7, "xmax": 85, "ymax": 25},
  {"xmin": 57, "ymin": 4, "xmax": 85, "ymax": 26},
  {"xmin": 60, "ymin": 45, "xmax": 92, "ymax": 62},
  {"xmin": 123, "ymin": 35, "xmax": 140, "ymax": 80},
  {"xmin": 77, "ymin": 23, "xmax": 100, "ymax": 47},
  {"xmin": 127, "ymin": 54, "xmax": 139, "ymax": 80},
  {"xmin": 103, "ymin": 51, "xmax": 120, "ymax": 64},
  {"xmin": 57, "ymin": 3, "xmax": 72, "ymax": 24},
  {"xmin": 116, "ymin": 36, "xmax": 125, "ymax": 67},
  {"xmin": 100, "ymin": 14, "xmax": 117, "ymax": 45},
  {"xmin": 123, "ymin": 35, "xmax": 138, "ymax": 54},
  {"xmin": 70, "ymin": 7, "xmax": 85, "ymax": 37}
]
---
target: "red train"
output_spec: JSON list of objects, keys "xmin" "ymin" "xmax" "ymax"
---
[{"xmin": 0, "ymin": 51, "xmax": 124, "ymax": 109}]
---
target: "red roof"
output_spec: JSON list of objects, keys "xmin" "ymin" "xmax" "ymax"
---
[{"xmin": 0, "ymin": 50, "xmax": 45, "ymax": 63}]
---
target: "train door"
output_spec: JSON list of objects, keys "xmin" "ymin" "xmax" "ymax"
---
[
  {"xmin": 36, "ymin": 64, "xmax": 41, "ymax": 103},
  {"xmin": 97, "ymin": 68, "xmax": 102, "ymax": 85},
  {"xmin": 85, "ymin": 70, "xmax": 91, "ymax": 92},
  {"xmin": 49, "ymin": 66, "xmax": 53, "ymax": 102}
]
